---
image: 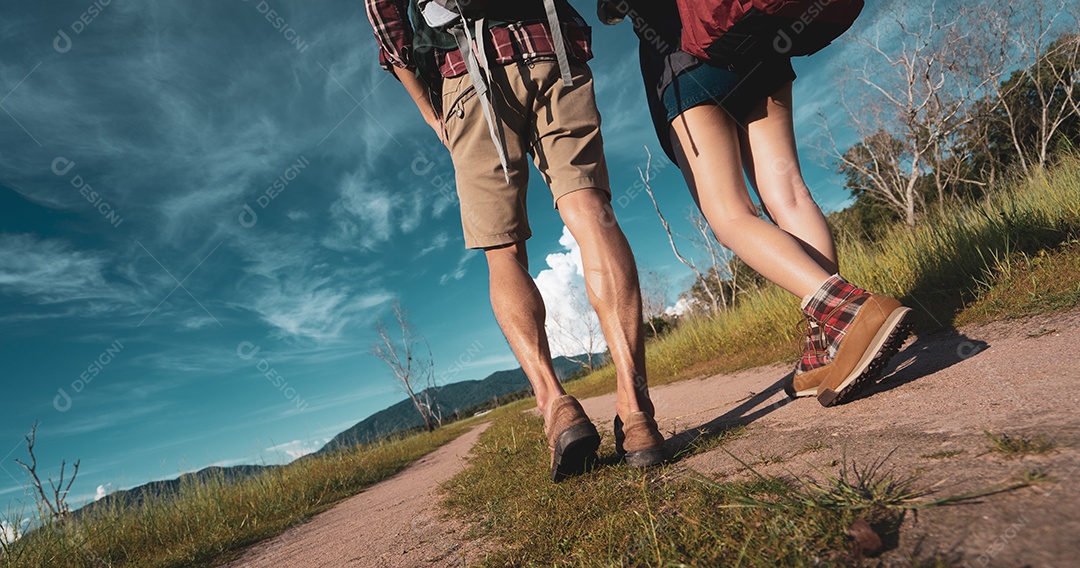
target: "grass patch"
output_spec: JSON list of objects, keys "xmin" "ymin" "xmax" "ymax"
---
[
  {"xmin": 1013, "ymin": 468, "xmax": 1054, "ymax": 485},
  {"xmin": 797, "ymin": 442, "xmax": 833, "ymax": 455},
  {"xmin": 920, "ymin": 450, "xmax": 966, "ymax": 460},
  {"xmin": 955, "ymin": 240, "xmax": 1080, "ymax": 326},
  {"xmin": 562, "ymin": 159, "xmax": 1080, "ymax": 403},
  {"xmin": 669, "ymin": 425, "xmax": 747, "ymax": 461},
  {"xmin": 443, "ymin": 413, "xmax": 1027, "ymax": 567},
  {"xmin": 1, "ymin": 424, "xmax": 472, "ymax": 567},
  {"xmin": 441, "ymin": 162, "xmax": 1080, "ymax": 566},
  {"xmin": 984, "ymin": 431, "xmax": 1056, "ymax": 458}
]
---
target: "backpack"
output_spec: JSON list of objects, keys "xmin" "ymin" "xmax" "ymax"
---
[
  {"xmin": 413, "ymin": 0, "xmax": 579, "ymax": 182},
  {"xmin": 676, "ymin": 0, "xmax": 864, "ymax": 67}
]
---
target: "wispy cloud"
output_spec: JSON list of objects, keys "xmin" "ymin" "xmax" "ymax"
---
[
  {"xmin": 253, "ymin": 284, "xmax": 393, "ymax": 341},
  {"xmin": 417, "ymin": 231, "xmax": 451, "ymax": 257},
  {"xmin": 265, "ymin": 439, "xmax": 328, "ymax": 461},
  {"xmin": 439, "ymin": 249, "xmax": 478, "ymax": 285},
  {"xmin": 0, "ymin": 234, "xmax": 134, "ymax": 317},
  {"xmin": 323, "ymin": 167, "xmax": 426, "ymax": 252},
  {"xmin": 232, "ymin": 232, "xmax": 394, "ymax": 341}
]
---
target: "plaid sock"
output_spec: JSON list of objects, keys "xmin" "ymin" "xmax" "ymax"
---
[{"xmin": 802, "ymin": 275, "xmax": 869, "ymax": 361}]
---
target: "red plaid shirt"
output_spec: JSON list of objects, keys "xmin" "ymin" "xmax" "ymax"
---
[{"xmin": 364, "ymin": 0, "xmax": 593, "ymax": 79}]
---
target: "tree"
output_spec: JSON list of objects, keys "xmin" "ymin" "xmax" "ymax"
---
[
  {"xmin": 640, "ymin": 148, "xmax": 724, "ymax": 314},
  {"xmin": 641, "ymin": 147, "xmax": 764, "ymax": 315},
  {"xmin": 993, "ymin": 18, "xmax": 1080, "ymax": 175},
  {"xmin": 13, "ymin": 421, "xmax": 80, "ymax": 523},
  {"xmin": 639, "ymin": 268, "xmax": 670, "ymax": 338},
  {"xmin": 371, "ymin": 302, "xmax": 442, "ymax": 432},
  {"xmin": 829, "ymin": 0, "xmax": 1013, "ymax": 225},
  {"xmin": 546, "ymin": 278, "xmax": 605, "ymax": 373}
]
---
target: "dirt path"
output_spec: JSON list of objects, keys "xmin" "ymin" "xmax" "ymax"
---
[
  {"xmin": 225, "ymin": 423, "xmax": 490, "ymax": 568},
  {"xmin": 226, "ymin": 308, "xmax": 1080, "ymax": 567},
  {"xmin": 577, "ymin": 308, "xmax": 1080, "ymax": 566}
]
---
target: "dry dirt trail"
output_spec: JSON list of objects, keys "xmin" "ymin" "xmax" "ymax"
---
[
  {"xmin": 223, "ymin": 423, "xmax": 492, "ymax": 568},
  {"xmin": 226, "ymin": 308, "xmax": 1080, "ymax": 567}
]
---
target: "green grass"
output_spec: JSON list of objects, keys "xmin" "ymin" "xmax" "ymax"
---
[
  {"xmin": 983, "ymin": 431, "xmax": 1057, "ymax": 459},
  {"xmin": 1, "ymin": 423, "xmax": 472, "ymax": 568},
  {"xmin": 920, "ymin": 450, "xmax": 966, "ymax": 460},
  {"xmin": 442, "ymin": 413, "xmax": 1027, "ymax": 567},
  {"xmin": 563, "ymin": 159, "xmax": 1080, "ymax": 402},
  {"xmin": 441, "ymin": 161, "xmax": 1080, "ymax": 566}
]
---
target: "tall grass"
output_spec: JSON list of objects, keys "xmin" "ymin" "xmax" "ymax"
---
[
  {"xmin": 566, "ymin": 159, "xmax": 1080, "ymax": 401},
  {"xmin": 438, "ymin": 161, "xmax": 1079, "ymax": 567},
  {"xmin": 0, "ymin": 424, "xmax": 470, "ymax": 568}
]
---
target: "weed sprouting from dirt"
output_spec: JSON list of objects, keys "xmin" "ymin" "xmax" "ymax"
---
[
  {"xmin": 984, "ymin": 431, "xmax": 1056, "ymax": 458},
  {"xmin": 921, "ymin": 450, "xmax": 966, "ymax": 460}
]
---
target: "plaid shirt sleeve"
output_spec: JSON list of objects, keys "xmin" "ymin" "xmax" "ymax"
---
[{"xmin": 364, "ymin": 0, "xmax": 415, "ymax": 72}]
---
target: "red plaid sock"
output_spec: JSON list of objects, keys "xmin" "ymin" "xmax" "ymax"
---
[
  {"xmin": 796, "ymin": 316, "xmax": 829, "ymax": 375},
  {"xmin": 801, "ymin": 275, "xmax": 870, "ymax": 364}
]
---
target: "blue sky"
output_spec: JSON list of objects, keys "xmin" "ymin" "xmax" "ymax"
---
[{"xmin": 0, "ymin": 0, "xmax": 867, "ymax": 519}]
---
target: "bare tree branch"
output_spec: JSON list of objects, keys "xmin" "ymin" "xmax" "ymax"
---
[
  {"xmin": 13, "ymin": 421, "xmax": 80, "ymax": 522},
  {"xmin": 371, "ymin": 302, "xmax": 439, "ymax": 432}
]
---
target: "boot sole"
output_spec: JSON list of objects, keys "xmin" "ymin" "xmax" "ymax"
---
[
  {"xmin": 817, "ymin": 307, "xmax": 916, "ymax": 407},
  {"xmin": 623, "ymin": 447, "xmax": 666, "ymax": 468},
  {"xmin": 550, "ymin": 422, "xmax": 601, "ymax": 482},
  {"xmin": 784, "ymin": 381, "xmax": 818, "ymax": 399}
]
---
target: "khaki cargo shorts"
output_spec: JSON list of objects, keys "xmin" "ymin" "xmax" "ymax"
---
[{"xmin": 441, "ymin": 58, "xmax": 611, "ymax": 249}]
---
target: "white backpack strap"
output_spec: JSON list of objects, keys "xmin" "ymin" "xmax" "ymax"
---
[
  {"xmin": 544, "ymin": 0, "xmax": 574, "ymax": 87},
  {"xmin": 418, "ymin": 0, "xmax": 459, "ymax": 28}
]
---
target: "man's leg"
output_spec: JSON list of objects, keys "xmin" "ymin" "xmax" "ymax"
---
[
  {"xmin": 556, "ymin": 189, "xmax": 654, "ymax": 421},
  {"xmin": 483, "ymin": 241, "xmax": 566, "ymax": 418}
]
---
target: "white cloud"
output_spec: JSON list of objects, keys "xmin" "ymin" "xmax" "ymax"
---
[
  {"xmin": 664, "ymin": 297, "xmax": 697, "ymax": 318},
  {"xmin": 533, "ymin": 227, "xmax": 606, "ymax": 358},
  {"xmin": 439, "ymin": 249, "xmax": 478, "ymax": 285},
  {"xmin": 94, "ymin": 484, "xmax": 111, "ymax": 502},
  {"xmin": 266, "ymin": 439, "xmax": 327, "ymax": 461},
  {"xmin": 253, "ymin": 284, "xmax": 393, "ymax": 341},
  {"xmin": 1, "ymin": 520, "xmax": 24, "ymax": 543},
  {"xmin": 0, "ymin": 234, "xmax": 135, "ymax": 314},
  {"xmin": 418, "ymin": 232, "xmax": 451, "ymax": 257},
  {"xmin": 231, "ymin": 233, "xmax": 394, "ymax": 341},
  {"xmin": 324, "ymin": 169, "xmax": 426, "ymax": 252}
]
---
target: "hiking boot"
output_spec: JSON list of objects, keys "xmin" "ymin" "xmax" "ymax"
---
[
  {"xmin": 799, "ymin": 275, "xmax": 916, "ymax": 407},
  {"xmin": 613, "ymin": 412, "xmax": 666, "ymax": 468},
  {"xmin": 544, "ymin": 395, "xmax": 601, "ymax": 482},
  {"xmin": 785, "ymin": 316, "xmax": 829, "ymax": 398}
]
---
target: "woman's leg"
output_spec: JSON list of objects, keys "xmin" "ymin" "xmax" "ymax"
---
[
  {"xmin": 738, "ymin": 83, "xmax": 839, "ymax": 275},
  {"xmin": 670, "ymin": 105, "xmax": 831, "ymax": 299}
]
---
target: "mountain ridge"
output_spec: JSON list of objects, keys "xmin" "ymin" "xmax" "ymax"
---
[{"xmin": 74, "ymin": 354, "xmax": 600, "ymax": 515}]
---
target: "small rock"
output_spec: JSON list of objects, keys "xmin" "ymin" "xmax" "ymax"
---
[{"xmin": 848, "ymin": 517, "xmax": 883, "ymax": 557}]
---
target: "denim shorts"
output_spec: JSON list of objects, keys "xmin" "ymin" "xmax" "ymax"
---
[{"xmin": 661, "ymin": 58, "xmax": 796, "ymax": 124}]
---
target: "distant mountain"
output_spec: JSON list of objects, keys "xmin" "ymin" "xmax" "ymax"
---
[
  {"xmin": 317, "ymin": 354, "xmax": 600, "ymax": 454},
  {"xmin": 72, "ymin": 354, "xmax": 600, "ymax": 516},
  {"xmin": 75, "ymin": 465, "xmax": 276, "ymax": 518}
]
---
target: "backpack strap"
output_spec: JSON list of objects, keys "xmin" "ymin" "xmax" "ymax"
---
[
  {"xmin": 452, "ymin": 18, "xmax": 511, "ymax": 183},
  {"xmin": 543, "ymin": 0, "xmax": 574, "ymax": 86}
]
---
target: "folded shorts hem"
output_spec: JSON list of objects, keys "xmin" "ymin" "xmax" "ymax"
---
[
  {"xmin": 551, "ymin": 177, "xmax": 612, "ymax": 209},
  {"xmin": 464, "ymin": 230, "xmax": 532, "ymax": 250}
]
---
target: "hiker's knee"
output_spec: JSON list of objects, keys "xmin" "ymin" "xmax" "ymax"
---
[{"xmin": 557, "ymin": 188, "xmax": 616, "ymax": 229}]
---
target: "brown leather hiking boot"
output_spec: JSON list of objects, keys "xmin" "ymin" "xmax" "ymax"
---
[
  {"xmin": 613, "ymin": 412, "xmax": 666, "ymax": 468},
  {"xmin": 544, "ymin": 395, "xmax": 601, "ymax": 482},
  {"xmin": 800, "ymin": 275, "xmax": 916, "ymax": 407}
]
